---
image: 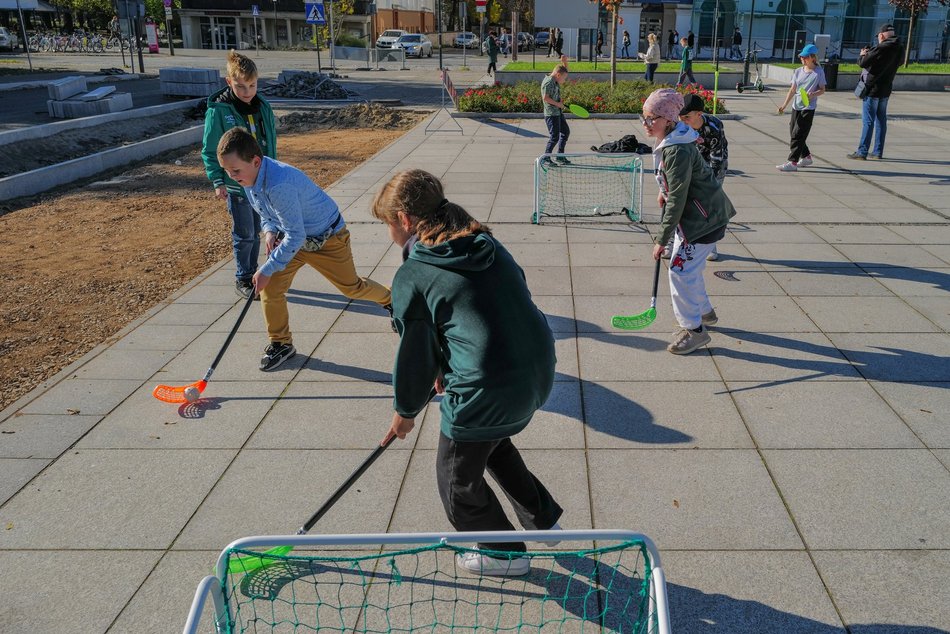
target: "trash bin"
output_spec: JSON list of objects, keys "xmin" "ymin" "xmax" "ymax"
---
[{"xmin": 823, "ymin": 60, "xmax": 839, "ymax": 90}]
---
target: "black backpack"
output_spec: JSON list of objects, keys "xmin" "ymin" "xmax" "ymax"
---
[{"xmin": 592, "ymin": 134, "xmax": 652, "ymax": 155}]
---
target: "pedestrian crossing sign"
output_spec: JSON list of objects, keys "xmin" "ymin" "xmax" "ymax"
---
[{"xmin": 305, "ymin": 2, "xmax": 326, "ymax": 25}]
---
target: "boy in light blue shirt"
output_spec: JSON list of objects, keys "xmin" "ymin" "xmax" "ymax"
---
[{"xmin": 217, "ymin": 127, "xmax": 393, "ymax": 371}]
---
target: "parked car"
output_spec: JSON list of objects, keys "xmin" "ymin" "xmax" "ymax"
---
[
  {"xmin": 454, "ymin": 31, "xmax": 479, "ymax": 49},
  {"xmin": 394, "ymin": 33, "xmax": 432, "ymax": 58},
  {"xmin": 375, "ymin": 29, "xmax": 406, "ymax": 49},
  {"xmin": 0, "ymin": 27, "xmax": 19, "ymax": 52},
  {"xmin": 534, "ymin": 30, "xmax": 550, "ymax": 49},
  {"xmin": 517, "ymin": 32, "xmax": 534, "ymax": 51}
]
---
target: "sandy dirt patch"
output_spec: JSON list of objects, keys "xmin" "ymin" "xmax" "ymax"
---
[{"xmin": 0, "ymin": 105, "xmax": 422, "ymax": 412}]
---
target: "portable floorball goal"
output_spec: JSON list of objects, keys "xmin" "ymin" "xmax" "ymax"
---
[
  {"xmin": 183, "ymin": 530, "xmax": 671, "ymax": 634},
  {"xmin": 532, "ymin": 154, "xmax": 644, "ymax": 224}
]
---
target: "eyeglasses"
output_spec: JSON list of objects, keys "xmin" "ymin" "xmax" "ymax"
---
[{"xmin": 639, "ymin": 114, "xmax": 664, "ymax": 127}]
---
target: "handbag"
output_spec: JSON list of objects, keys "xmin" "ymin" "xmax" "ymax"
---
[{"xmin": 854, "ymin": 70, "xmax": 868, "ymax": 99}]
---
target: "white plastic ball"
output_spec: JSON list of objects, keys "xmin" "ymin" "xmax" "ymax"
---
[{"xmin": 183, "ymin": 387, "xmax": 201, "ymax": 402}]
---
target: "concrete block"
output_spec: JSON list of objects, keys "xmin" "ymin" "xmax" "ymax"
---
[
  {"xmin": 103, "ymin": 91, "xmax": 133, "ymax": 113},
  {"xmin": 159, "ymin": 67, "xmax": 219, "ymax": 83},
  {"xmin": 47, "ymin": 75, "xmax": 87, "ymax": 101},
  {"xmin": 77, "ymin": 85, "xmax": 116, "ymax": 101}
]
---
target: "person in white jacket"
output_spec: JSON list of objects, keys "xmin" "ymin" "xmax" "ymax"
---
[{"xmin": 640, "ymin": 32, "xmax": 662, "ymax": 82}]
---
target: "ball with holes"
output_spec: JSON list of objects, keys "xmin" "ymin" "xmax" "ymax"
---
[{"xmin": 183, "ymin": 386, "xmax": 201, "ymax": 403}]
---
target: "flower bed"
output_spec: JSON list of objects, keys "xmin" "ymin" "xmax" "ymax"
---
[{"xmin": 458, "ymin": 80, "xmax": 728, "ymax": 114}]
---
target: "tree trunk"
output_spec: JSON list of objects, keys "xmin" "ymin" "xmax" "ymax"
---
[
  {"xmin": 903, "ymin": 7, "xmax": 914, "ymax": 67},
  {"xmin": 609, "ymin": 8, "xmax": 619, "ymax": 88}
]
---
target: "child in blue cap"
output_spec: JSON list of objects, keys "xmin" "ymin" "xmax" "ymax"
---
[{"xmin": 776, "ymin": 44, "xmax": 826, "ymax": 172}]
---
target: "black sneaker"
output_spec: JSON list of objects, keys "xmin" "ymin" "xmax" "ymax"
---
[
  {"xmin": 384, "ymin": 304, "xmax": 398, "ymax": 333},
  {"xmin": 846, "ymin": 152, "xmax": 867, "ymax": 160},
  {"xmin": 235, "ymin": 279, "xmax": 259, "ymax": 301},
  {"xmin": 259, "ymin": 342, "xmax": 296, "ymax": 371},
  {"xmin": 555, "ymin": 156, "xmax": 572, "ymax": 165}
]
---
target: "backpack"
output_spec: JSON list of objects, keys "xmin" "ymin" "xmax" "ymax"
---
[{"xmin": 592, "ymin": 134, "xmax": 651, "ymax": 155}]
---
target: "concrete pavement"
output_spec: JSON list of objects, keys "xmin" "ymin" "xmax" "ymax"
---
[{"xmin": 0, "ymin": 85, "xmax": 948, "ymax": 633}]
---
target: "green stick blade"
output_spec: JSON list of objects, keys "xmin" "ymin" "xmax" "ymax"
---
[
  {"xmin": 611, "ymin": 307, "xmax": 657, "ymax": 330},
  {"xmin": 226, "ymin": 545, "xmax": 294, "ymax": 574}
]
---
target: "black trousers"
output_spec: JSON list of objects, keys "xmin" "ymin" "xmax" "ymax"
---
[
  {"xmin": 544, "ymin": 114, "xmax": 570, "ymax": 154},
  {"xmin": 788, "ymin": 109, "xmax": 815, "ymax": 162},
  {"xmin": 437, "ymin": 432, "xmax": 563, "ymax": 553},
  {"xmin": 487, "ymin": 60, "xmax": 496, "ymax": 75}
]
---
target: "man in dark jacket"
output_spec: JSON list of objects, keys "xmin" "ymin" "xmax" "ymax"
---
[{"xmin": 848, "ymin": 24, "xmax": 903, "ymax": 160}]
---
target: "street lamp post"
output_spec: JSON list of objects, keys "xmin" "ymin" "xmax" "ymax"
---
[
  {"xmin": 437, "ymin": 0, "xmax": 443, "ymax": 69},
  {"xmin": 742, "ymin": 0, "xmax": 756, "ymax": 85},
  {"xmin": 274, "ymin": 0, "xmax": 279, "ymax": 47}
]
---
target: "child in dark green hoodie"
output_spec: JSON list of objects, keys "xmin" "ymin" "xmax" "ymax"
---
[{"xmin": 373, "ymin": 169, "xmax": 562, "ymax": 577}]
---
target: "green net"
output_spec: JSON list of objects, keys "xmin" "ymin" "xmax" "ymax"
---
[
  {"xmin": 217, "ymin": 540, "xmax": 658, "ymax": 633},
  {"xmin": 534, "ymin": 154, "xmax": 643, "ymax": 224}
]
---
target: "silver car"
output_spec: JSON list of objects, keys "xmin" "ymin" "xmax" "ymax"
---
[
  {"xmin": 454, "ymin": 32, "xmax": 478, "ymax": 49},
  {"xmin": 394, "ymin": 33, "xmax": 432, "ymax": 58},
  {"xmin": 0, "ymin": 27, "xmax": 19, "ymax": 52}
]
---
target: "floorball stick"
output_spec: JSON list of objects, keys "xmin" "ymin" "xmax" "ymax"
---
[
  {"xmin": 611, "ymin": 257, "xmax": 661, "ymax": 330},
  {"xmin": 152, "ymin": 293, "xmax": 256, "ymax": 403},
  {"xmin": 568, "ymin": 103, "xmax": 590, "ymax": 118}
]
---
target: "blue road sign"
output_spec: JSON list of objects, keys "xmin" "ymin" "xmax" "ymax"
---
[
  {"xmin": 305, "ymin": 2, "xmax": 326, "ymax": 25},
  {"xmin": 252, "ymin": 4, "xmax": 259, "ymax": 16}
]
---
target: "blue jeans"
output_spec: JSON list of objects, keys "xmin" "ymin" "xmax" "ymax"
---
[
  {"xmin": 858, "ymin": 96, "xmax": 888, "ymax": 157},
  {"xmin": 645, "ymin": 63, "xmax": 658, "ymax": 82},
  {"xmin": 544, "ymin": 114, "xmax": 570, "ymax": 154},
  {"xmin": 227, "ymin": 192, "xmax": 261, "ymax": 281}
]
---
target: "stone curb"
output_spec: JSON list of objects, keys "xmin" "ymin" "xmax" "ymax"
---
[{"xmin": 0, "ymin": 72, "xmax": 149, "ymax": 92}]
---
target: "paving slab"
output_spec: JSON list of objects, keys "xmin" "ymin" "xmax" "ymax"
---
[
  {"xmin": 19, "ymin": 378, "xmax": 145, "ymax": 416},
  {"xmin": 813, "ymin": 550, "xmax": 950, "ymax": 633},
  {"xmin": 588, "ymin": 449, "xmax": 802, "ymax": 550},
  {"xmin": 827, "ymin": 333, "xmax": 950, "ymax": 382},
  {"xmin": 0, "ymin": 550, "xmax": 163, "ymax": 634},
  {"xmin": 793, "ymin": 296, "xmax": 940, "ymax": 333},
  {"xmin": 764, "ymin": 449, "xmax": 950, "ymax": 549},
  {"xmin": 869, "ymin": 382, "xmax": 950, "ymax": 448},
  {"xmin": 0, "ymin": 458, "xmax": 49, "ymax": 505},
  {"xmin": 663, "ymin": 551, "xmax": 844, "ymax": 632},
  {"xmin": 730, "ymin": 381, "xmax": 923, "ymax": 449},
  {"xmin": 0, "ymin": 413, "xmax": 102, "ymax": 458},
  {"xmin": 0, "ymin": 448, "xmax": 235, "ymax": 549}
]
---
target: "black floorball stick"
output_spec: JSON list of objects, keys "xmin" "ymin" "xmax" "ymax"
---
[{"xmin": 153, "ymin": 293, "xmax": 256, "ymax": 403}]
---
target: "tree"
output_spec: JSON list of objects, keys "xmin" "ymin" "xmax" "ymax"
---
[{"xmin": 887, "ymin": 0, "xmax": 949, "ymax": 67}]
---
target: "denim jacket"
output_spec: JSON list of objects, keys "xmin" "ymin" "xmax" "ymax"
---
[{"xmin": 245, "ymin": 157, "xmax": 344, "ymax": 277}]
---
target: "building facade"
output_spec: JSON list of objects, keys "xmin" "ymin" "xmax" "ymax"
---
[{"xmin": 177, "ymin": 0, "xmax": 435, "ymax": 50}]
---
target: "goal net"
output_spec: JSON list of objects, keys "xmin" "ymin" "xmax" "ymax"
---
[
  {"xmin": 183, "ymin": 530, "xmax": 670, "ymax": 634},
  {"xmin": 533, "ymin": 154, "xmax": 644, "ymax": 224}
]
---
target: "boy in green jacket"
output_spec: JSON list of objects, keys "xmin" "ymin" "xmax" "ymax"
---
[
  {"xmin": 201, "ymin": 50, "xmax": 277, "ymax": 300},
  {"xmin": 677, "ymin": 37, "xmax": 696, "ymax": 87},
  {"xmin": 373, "ymin": 169, "xmax": 562, "ymax": 577},
  {"xmin": 642, "ymin": 89, "xmax": 736, "ymax": 355}
]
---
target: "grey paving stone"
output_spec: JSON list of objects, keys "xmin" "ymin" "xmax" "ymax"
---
[
  {"xmin": 578, "ymin": 332, "xmax": 720, "ymax": 382},
  {"xmin": 0, "ymin": 448, "xmax": 235, "ymax": 549},
  {"xmin": 743, "ymin": 243, "xmax": 856, "ymax": 268},
  {"xmin": 870, "ymin": 382, "xmax": 950, "ymax": 449},
  {"xmin": 836, "ymin": 244, "xmax": 949, "ymax": 269},
  {"xmin": 567, "ymin": 243, "xmax": 653, "ymax": 267},
  {"xmin": 0, "ymin": 458, "xmax": 48, "ymax": 505},
  {"xmin": 704, "ymin": 267, "xmax": 787, "ymax": 296},
  {"xmin": 145, "ymin": 301, "xmax": 233, "ymax": 326},
  {"xmin": 0, "ymin": 413, "xmax": 101, "ymax": 458},
  {"xmin": 247, "ymin": 381, "xmax": 399, "ymax": 450},
  {"xmin": 583, "ymin": 381, "xmax": 751, "ymax": 449},
  {"xmin": 326, "ymin": 301, "xmax": 398, "ymax": 333},
  {"xmin": 174, "ymin": 282, "xmax": 244, "ymax": 304},
  {"xmin": 573, "ymin": 296, "xmax": 672, "ymax": 334},
  {"xmin": 794, "ymin": 296, "xmax": 940, "ymax": 333},
  {"xmin": 414, "ymin": 380, "xmax": 585, "ymax": 451},
  {"xmin": 827, "ymin": 333, "xmax": 950, "ymax": 382},
  {"xmin": 77, "ymin": 380, "xmax": 286, "ymax": 449},
  {"xmin": 807, "ymin": 225, "xmax": 909, "ymax": 245},
  {"xmin": 663, "ymin": 551, "xmax": 844, "ymax": 633},
  {"xmin": 784, "ymin": 207, "xmax": 877, "ymax": 225},
  {"xmin": 812, "ymin": 550, "xmax": 950, "ymax": 633},
  {"xmin": 19, "ymin": 378, "xmax": 144, "ymax": 416},
  {"xmin": 110, "ymin": 324, "xmax": 207, "ymax": 351},
  {"xmin": 770, "ymin": 267, "xmax": 893, "ymax": 296},
  {"xmin": 713, "ymin": 296, "xmax": 819, "ymax": 332},
  {"xmin": 532, "ymin": 295, "xmax": 576, "ymax": 333},
  {"xmin": 490, "ymin": 223, "xmax": 566, "ymax": 244},
  {"xmin": 301, "ymin": 333, "xmax": 398, "ymax": 383},
  {"xmin": 730, "ymin": 381, "xmax": 922, "ymax": 449},
  {"xmin": 566, "ymin": 225, "xmax": 654, "ymax": 244},
  {"xmin": 711, "ymin": 331, "xmax": 862, "ymax": 382},
  {"xmin": 588, "ymin": 449, "xmax": 801, "ymax": 549},
  {"xmin": 388, "ymin": 449, "xmax": 592, "ymax": 543},
  {"xmin": 863, "ymin": 267, "xmax": 950, "ymax": 297},
  {"xmin": 571, "ymin": 265, "xmax": 667, "ymax": 298},
  {"xmin": 935, "ymin": 449, "xmax": 950, "ymax": 471},
  {"xmin": 733, "ymin": 224, "xmax": 825, "ymax": 244},
  {"xmin": 206, "ymin": 295, "xmax": 342, "ymax": 333},
  {"xmin": 923, "ymin": 243, "xmax": 950, "ymax": 266},
  {"xmin": 109, "ymin": 550, "xmax": 219, "ymax": 634},
  {"xmin": 764, "ymin": 449, "xmax": 950, "ymax": 549},
  {"xmin": 888, "ymin": 224, "xmax": 950, "ymax": 245},
  {"xmin": 70, "ymin": 348, "xmax": 176, "ymax": 380},
  {"xmin": 0, "ymin": 550, "xmax": 162, "ymax": 634},
  {"xmin": 174, "ymin": 449, "xmax": 411, "ymax": 550},
  {"xmin": 518, "ymin": 266, "xmax": 573, "ymax": 296}
]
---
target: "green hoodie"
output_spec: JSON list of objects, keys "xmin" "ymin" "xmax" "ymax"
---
[
  {"xmin": 391, "ymin": 232, "xmax": 556, "ymax": 442},
  {"xmin": 201, "ymin": 86, "xmax": 277, "ymax": 195}
]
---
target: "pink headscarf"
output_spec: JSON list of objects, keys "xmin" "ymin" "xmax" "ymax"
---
[{"xmin": 643, "ymin": 89, "xmax": 684, "ymax": 125}]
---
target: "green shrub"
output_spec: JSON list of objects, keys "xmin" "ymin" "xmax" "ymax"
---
[
  {"xmin": 334, "ymin": 33, "xmax": 366, "ymax": 48},
  {"xmin": 458, "ymin": 79, "xmax": 728, "ymax": 114}
]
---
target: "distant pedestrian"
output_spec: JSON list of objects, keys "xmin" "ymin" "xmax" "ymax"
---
[
  {"xmin": 776, "ymin": 44, "xmax": 827, "ymax": 172},
  {"xmin": 621, "ymin": 30, "xmax": 631, "ymax": 58},
  {"xmin": 847, "ymin": 23, "xmax": 903, "ymax": 161},
  {"xmin": 501, "ymin": 28, "xmax": 509, "ymax": 57},
  {"xmin": 596, "ymin": 30, "xmax": 604, "ymax": 57},
  {"xmin": 687, "ymin": 30, "xmax": 694, "ymax": 49},
  {"xmin": 547, "ymin": 28, "xmax": 554, "ymax": 57},
  {"xmin": 541, "ymin": 65, "xmax": 571, "ymax": 161},
  {"xmin": 641, "ymin": 32, "xmax": 661, "ymax": 82},
  {"xmin": 731, "ymin": 27, "xmax": 743, "ymax": 60},
  {"xmin": 677, "ymin": 37, "xmax": 696, "ymax": 86},
  {"xmin": 486, "ymin": 31, "xmax": 499, "ymax": 76},
  {"xmin": 554, "ymin": 29, "xmax": 564, "ymax": 56},
  {"xmin": 667, "ymin": 29, "xmax": 676, "ymax": 59}
]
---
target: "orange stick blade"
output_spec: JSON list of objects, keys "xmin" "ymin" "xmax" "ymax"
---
[{"xmin": 152, "ymin": 380, "xmax": 206, "ymax": 403}]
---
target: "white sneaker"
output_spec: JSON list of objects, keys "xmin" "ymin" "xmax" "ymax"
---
[
  {"xmin": 456, "ymin": 549, "xmax": 530, "ymax": 577},
  {"xmin": 776, "ymin": 161, "xmax": 798, "ymax": 172},
  {"xmin": 541, "ymin": 522, "xmax": 563, "ymax": 547},
  {"xmin": 798, "ymin": 155, "xmax": 813, "ymax": 167},
  {"xmin": 706, "ymin": 250, "xmax": 719, "ymax": 261}
]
